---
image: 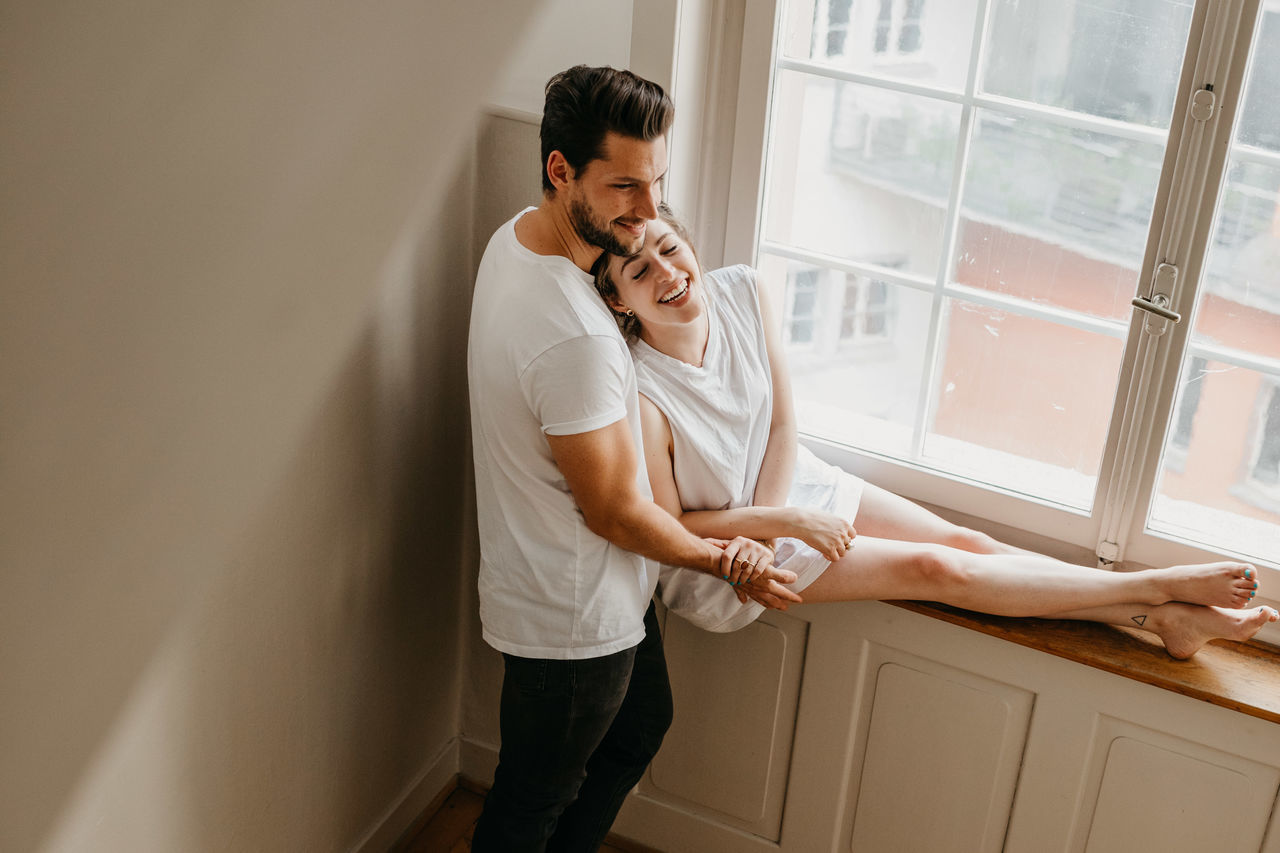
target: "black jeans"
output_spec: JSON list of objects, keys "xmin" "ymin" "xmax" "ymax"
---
[{"xmin": 471, "ymin": 603, "xmax": 673, "ymax": 853}]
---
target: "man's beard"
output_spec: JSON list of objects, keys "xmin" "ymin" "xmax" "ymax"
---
[{"xmin": 569, "ymin": 197, "xmax": 642, "ymax": 257}]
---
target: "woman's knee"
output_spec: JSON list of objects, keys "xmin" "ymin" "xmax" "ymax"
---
[{"xmin": 909, "ymin": 546, "xmax": 972, "ymax": 592}]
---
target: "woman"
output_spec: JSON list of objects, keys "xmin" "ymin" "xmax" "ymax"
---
[{"xmin": 593, "ymin": 205, "xmax": 1276, "ymax": 659}]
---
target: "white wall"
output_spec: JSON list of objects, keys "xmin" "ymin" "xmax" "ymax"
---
[
  {"xmin": 1, "ymin": 2, "xmax": 544, "ymax": 850},
  {"xmin": 488, "ymin": 0, "xmax": 635, "ymax": 116}
]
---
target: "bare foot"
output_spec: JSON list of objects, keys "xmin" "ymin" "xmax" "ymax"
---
[
  {"xmin": 1151, "ymin": 603, "xmax": 1278, "ymax": 660},
  {"xmin": 1147, "ymin": 561, "xmax": 1259, "ymax": 608}
]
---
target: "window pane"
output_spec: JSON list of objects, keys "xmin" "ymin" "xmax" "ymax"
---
[
  {"xmin": 1149, "ymin": 19, "xmax": 1280, "ymax": 562},
  {"xmin": 925, "ymin": 300, "xmax": 1125, "ymax": 508},
  {"xmin": 760, "ymin": 253, "xmax": 932, "ymax": 459},
  {"xmin": 1196, "ymin": 160, "xmax": 1280, "ymax": 321},
  {"xmin": 1151, "ymin": 364, "xmax": 1280, "ymax": 562},
  {"xmin": 782, "ymin": 0, "xmax": 981, "ymax": 92},
  {"xmin": 982, "ymin": 0, "xmax": 1194, "ymax": 129},
  {"xmin": 763, "ymin": 0, "xmax": 1194, "ymax": 514},
  {"xmin": 764, "ymin": 71, "xmax": 960, "ymax": 279},
  {"xmin": 955, "ymin": 112, "xmax": 1165, "ymax": 321},
  {"xmin": 1236, "ymin": 11, "xmax": 1280, "ymax": 152}
]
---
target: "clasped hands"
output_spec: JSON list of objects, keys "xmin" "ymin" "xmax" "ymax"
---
[
  {"xmin": 707, "ymin": 536, "xmax": 800, "ymax": 611},
  {"xmin": 707, "ymin": 511, "xmax": 858, "ymax": 611}
]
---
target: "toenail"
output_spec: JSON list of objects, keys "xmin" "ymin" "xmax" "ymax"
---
[{"xmin": 1245, "ymin": 568, "xmax": 1253, "ymax": 579}]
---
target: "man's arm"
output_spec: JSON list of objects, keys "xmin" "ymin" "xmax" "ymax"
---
[{"xmin": 546, "ymin": 419, "xmax": 802, "ymax": 603}]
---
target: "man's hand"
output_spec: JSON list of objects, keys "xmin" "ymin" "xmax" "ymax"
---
[{"xmin": 735, "ymin": 575, "xmax": 803, "ymax": 611}]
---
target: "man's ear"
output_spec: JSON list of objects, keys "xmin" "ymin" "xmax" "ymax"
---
[{"xmin": 546, "ymin": 150, "xmax": 574, "ymax": 192}]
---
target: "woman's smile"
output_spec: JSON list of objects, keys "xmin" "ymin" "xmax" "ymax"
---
[{"xmin": 657, "ymin": 279, "xmax": 690, "ymax": 305}]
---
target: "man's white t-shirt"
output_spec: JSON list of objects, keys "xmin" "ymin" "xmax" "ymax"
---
[{"xmin": 467, "ymin": 208, "xmax": 658, "ymax": 660}]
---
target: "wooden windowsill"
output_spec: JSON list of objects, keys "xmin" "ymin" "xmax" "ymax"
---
[{"xmin": 887, "ymin": 600, "xmax": 1280, "ymax": 725}]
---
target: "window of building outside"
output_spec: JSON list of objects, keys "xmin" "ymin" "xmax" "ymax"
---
[
  {"xmin": 752, "ymin": 0, "xmax": 1280, "ymax": 581},
  {"xmin": 784, "ymin": 264, "xmax": 898, "ymax": 351}
]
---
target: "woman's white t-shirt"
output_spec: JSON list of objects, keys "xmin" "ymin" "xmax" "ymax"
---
[{"xmin": 631, "ymin": 265, "xmax": 863, "ymax": 632}]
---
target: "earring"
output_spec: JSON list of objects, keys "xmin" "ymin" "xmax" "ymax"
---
[{"xmin": 625, "ymin": 308, "xmax": 634, "ymax": 316}]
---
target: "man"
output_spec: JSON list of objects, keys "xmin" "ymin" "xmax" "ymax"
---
[{"xmin": 467, "ymin": 65, "xmax": 802, "ymax": 851}]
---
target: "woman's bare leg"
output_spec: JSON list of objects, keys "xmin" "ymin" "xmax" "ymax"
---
[
  {"xmin": 801, "ymin": 537, "xmax": 1252, "ymax": 613},
  {"xmin": 800, "ymin": 537, "xmax": 1277, "ymax": 656},
  {"xmin": 808, "ymin": 484, "xmax": 1276, "ymax": 655},
  {"xmin": 848, "ymin": 483, "xmax": 1259, "ymax": 608}
]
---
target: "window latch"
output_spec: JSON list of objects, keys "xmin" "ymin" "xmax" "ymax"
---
[
  {"xmin": 1132, "ymin": 262, "xmax": 1182, "ymax": 331},
  {"xmin": 1190, "ymin": 85, "xmax": 1216, "ymax": 122}
]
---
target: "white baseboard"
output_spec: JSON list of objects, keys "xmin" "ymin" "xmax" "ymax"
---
[
  {"xmin": 458, "ymin": 736, "xmax": 499, "ymax": 785},
  {"xmin": 350, "ymin": 737, "xmax": 460, "ymax": 853}
]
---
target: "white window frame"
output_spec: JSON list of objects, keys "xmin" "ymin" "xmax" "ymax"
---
[{"xmin": 708, "ymin": 0, "xmax": 1279, "ymax": 641}]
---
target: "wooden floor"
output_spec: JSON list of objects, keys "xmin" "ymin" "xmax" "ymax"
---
[{"xmin": 394, "ymin": 783, "xmax": 639, "ymax": 853}]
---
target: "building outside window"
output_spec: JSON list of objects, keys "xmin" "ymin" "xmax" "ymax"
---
[
  {"xmin": 840, "ymin": 275, "xmax": 893, "ymax": 343},
  {"xmin": 1237, "ymin": 381, "xmax": 1280, "ymax": 508},
  {"xmin": 784, "ymin": 267, "xmax": 822, "ymax": 345},
  {"xmin": 745, "ymin": 0, "xmax": 1280, "ymax": 580}
]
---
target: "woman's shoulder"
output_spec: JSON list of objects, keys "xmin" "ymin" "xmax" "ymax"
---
[
  {"xmin": 706, "ymin": 263, "xmax": 760, "ymax": 294},
  {"xmin": 705, "ymin": 264, "xmax": 763, "ymax": 322}
]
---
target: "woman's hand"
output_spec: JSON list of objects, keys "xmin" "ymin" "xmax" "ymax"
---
[
  {"xmin": 720, "ymin": 536, "xmax": 775, "ymax": 588},
  {"xmin": 788, "ymin": 508, "xmax": 857, "ymax": 562}
]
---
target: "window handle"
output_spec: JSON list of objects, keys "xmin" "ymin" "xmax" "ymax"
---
[
  {"xmin": 1131, "ymin": 293, "xmax": 1181, "ymax": 323},
  {"xmin": 1132, "ymin": 262, "xmax": 1182, "ymax": 325}
]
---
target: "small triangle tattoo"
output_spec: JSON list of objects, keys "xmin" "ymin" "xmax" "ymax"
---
[{"xmin": 1131, "ymin": 615, "xmax": 1147, "ymax": 627}]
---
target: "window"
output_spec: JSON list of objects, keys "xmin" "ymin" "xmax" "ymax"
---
[
  {"xmin": 1162, "ymin": 355, "xmax": 1208, "ymax": 472},
  {"xmin": 784, "ymin": 267, "xmax": 821, "ymax": 345},
  {"xmin": 735, "ymin": 0, "xmax": 1279, "ymax": 593},
  {"xmin": 826, "ymin": 0, "xmax": 852, "ymax": 57},
  {"xmin": 840, "ymin": 276, "xmax": 892, "ymax": 343},
  {"xmin": 1247, "ymin": 383, "xmax": 1280, "ymax": 491},
  {"xmin": 783, "ymin": 266, "xmax": 897, "ymax": 351},
  {"xmin": 874, "ymin": 0, "xmax": 926, "ymax": 56}
]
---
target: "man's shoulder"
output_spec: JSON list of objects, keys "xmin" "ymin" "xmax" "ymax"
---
[
  {"xmin": 475, "ymin": 210, "xmax": 530, "ymax": 274},
  {"xmin": 472, "ymin": 240, "xmax": 620, "ymax": 363}
]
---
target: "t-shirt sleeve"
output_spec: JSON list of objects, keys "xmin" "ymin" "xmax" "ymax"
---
[{"xmin": 522, "ymin": 335, "xmax": 632, "ymax": 436}]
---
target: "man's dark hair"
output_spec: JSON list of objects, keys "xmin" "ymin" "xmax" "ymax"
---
[{"xmin": 540, "ymin": 65, "xmax": 674, "ymax": 194}]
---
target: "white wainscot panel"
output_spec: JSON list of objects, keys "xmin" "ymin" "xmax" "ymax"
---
[
  {"xmin": 843, "ymin": 650, "xmax": 1034, "ymax": 853},
  {"xmin": 1074, "ymin": 717, "xmax": 1279, "ymax": 853},
  {"xmin": 1265, "ymin": 786, "xmax": 1280, "ymax": 853},
  {"xmin": 627, "ymin": 609, "xmax": 807, "ymax": 849}
]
